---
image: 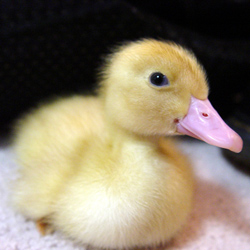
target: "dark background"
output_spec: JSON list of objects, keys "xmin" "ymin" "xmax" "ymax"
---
[{"xmin": 1, "ymin": 0, "xmax": 250, "ymax": 134}]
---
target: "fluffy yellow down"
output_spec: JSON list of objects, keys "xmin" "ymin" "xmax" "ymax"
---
[{"xmin": 12, "ymin": 39, "xmax": 208, "ymax": 249}]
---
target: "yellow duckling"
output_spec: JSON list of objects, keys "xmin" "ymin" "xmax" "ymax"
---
[{"xmin": 12, "ymin": 39, "xmax": 242, "ymax": 249}]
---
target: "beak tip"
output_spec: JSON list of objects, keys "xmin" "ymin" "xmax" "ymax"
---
[{"xmin": 229, "ymin": 135, "xmax": 243, "ymax": 153}]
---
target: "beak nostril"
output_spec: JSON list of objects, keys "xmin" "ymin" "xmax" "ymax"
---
[{"xmin": 202, "ymin": 113, "xmax": 208, "ymax": 117}]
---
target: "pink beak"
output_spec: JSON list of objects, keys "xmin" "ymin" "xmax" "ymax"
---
[{"xmin": 176, "ymin": 96, "xmax": 243, "ymax": 153}]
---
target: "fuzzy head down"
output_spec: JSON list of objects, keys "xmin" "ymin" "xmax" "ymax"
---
[{"xmin": 98, "ymin": 39, "xmax": 209, "ymax": 136}]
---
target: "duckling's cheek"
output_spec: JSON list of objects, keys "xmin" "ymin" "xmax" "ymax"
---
[{"xmin": 166, "ymin": 90, "xmax": 191, "ymax": 118}]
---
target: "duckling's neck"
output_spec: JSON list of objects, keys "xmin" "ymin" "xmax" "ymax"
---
[{"xmin": 105, "ymin": 119, "xmax": 161, "ymax": 149}]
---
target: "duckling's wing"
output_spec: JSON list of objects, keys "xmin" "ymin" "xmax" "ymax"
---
[{"xmin": 13, "ymin": 96, "xmax": 104, "ymax": 219}]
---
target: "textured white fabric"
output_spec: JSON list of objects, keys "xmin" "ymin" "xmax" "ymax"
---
[{"xmin": 1, "ymin": 138, "xmax": 250, "ymax": 250}]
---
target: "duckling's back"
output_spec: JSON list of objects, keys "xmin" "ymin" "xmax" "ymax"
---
[{"xmin": 13, "ymin": 96, "xmax": 104, "ymax": 219}]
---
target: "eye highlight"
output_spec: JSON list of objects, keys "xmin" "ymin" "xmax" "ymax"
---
[{"xmin": 149, "ymin": 72, "xmax": 169, "ymax": 87}]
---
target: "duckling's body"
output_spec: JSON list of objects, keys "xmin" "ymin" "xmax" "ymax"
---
[
  {"xmin": 13, "ymin": 39, "xmax": 242, "ymax": 249},
  {"xmin": 14, "ymin": 95, "xmax": 193, "ymax": 248}
]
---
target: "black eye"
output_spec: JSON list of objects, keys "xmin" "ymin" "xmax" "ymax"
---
[{"xmin": 149, "ymin": 72, "xmax": 169, "ymax": 87}]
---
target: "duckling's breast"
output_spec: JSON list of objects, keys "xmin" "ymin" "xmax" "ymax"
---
[{"xmin": 52, "ymin": 138, "xmax": 194, "ymax": 248}]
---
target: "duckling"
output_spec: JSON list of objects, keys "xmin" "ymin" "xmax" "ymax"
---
[{"xmin": 12, "ymin": 39, "xmax": 243, "ymax": 249}]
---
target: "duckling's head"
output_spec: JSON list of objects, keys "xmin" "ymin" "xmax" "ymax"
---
[{"xmin": 99, "ymin": 39, "xmax": 242, "ymax": 153}]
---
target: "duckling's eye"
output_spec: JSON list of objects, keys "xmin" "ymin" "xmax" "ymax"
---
[{"xmin": 149, "ymin": 72, "xmax": 169, "ymax": 87}]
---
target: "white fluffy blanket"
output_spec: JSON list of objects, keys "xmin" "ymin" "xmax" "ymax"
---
[{"xmin": 1, "ymin": 138, "xmax": 250, "ymax": 250}]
